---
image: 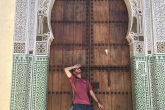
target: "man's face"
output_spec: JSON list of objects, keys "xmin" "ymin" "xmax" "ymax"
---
[{"xmin": 74, "ymin": 68, "xmax": 81, "ymax": 75}]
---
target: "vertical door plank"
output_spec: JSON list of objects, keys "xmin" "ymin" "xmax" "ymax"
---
[
  {"xmin": 53, "ymin": 23, "xmax": 64, "ymax": 44},
  {"xmin": 51, "ymin": 1, "xmax": 64, "ymax": 21},
  {"xmin": 62, "ymin": 23, "xmax": 74, "ymax": 66},
  {"xmin": 63, "ymin": 24, "xmax": 74, "ymax": 44},
  {"xmin": 73, "ymin": 23, "xmax": 87, "ymax": 65},
  {"xmin": 93, "ymin": 46, "xmax": 110, "ymax": 66},
  {"xmin": 110, "ymin": 46, "xmax": 122, "ymax": 66},
  {"xmin": 52, "ymin": 94, "xmax": 61, "ymax": 110},
  {"xmin": 121, "ymin": 45, "xmax": 130, "ymax": 65},
  {"xmin": 73, "ymin": 1, "xmax": 86, "ymax": 21},
  {"xmin": 73, "ymin": 24, "xmax": 86, "ymax": 44},
  {"xmin": 63, "ymin": 1, "xmax": 74, "ymax": 21},
  {"xmin": 93, "ymin": 1, "xmax": 109, "ymax": 21},
  {"xmin": 93, "ymin": 23, "xmax": 110, "ymax": 43}
]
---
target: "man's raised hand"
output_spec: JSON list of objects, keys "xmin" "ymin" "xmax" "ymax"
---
[{"xmin": 74, "ymin": 64, "xmax": 81, "ymax": 68}]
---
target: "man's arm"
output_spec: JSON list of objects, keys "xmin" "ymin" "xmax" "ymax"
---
[
  {"xmin": 89, "ymin": 90, "xmax": 104, "ymax": 109},
  {"xmin": 64, "ymin": 64, "xmax": 81, "ymax": 78}
]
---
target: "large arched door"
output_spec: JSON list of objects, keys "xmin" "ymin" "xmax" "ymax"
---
[{"xmin": 48, "ymin": 0, "xmax": 132, "ymax": 110}]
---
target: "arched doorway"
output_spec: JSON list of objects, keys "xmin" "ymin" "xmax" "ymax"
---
[{"xmin": 48, "ymin": 0, "xmax": 132, "ymax": 110}]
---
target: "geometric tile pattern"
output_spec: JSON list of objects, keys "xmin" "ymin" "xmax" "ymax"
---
[
  {"xmin": 150, "ymin": 55, "xmax": 165, "ymax": 110},
  {"xmin": 10, "ymin": 55, "xmax": 33, "ymax": 110},
  {"xmin": 14, "ymin": 0, "xmax": 28, "ymax": 42},
  {"xmin": 131, "ymin": 55, "xmax": 165, "ymax": 110},
  {"xmin": 32, "ymin": 56, "xmax": 48, "ymax": 110},
  {"xmin": 10, "ymin": 55, "xmax": 48, "ymax": 110},
  {"xmin": 29, "ymin": 0, "xmax": 37, "ymax": 51},
  {"xmin": 144, "ymin": 0, "xmax": 152, "ymax": 53},
  {"xmin": 153, "ymin": 0, "xmax": 165, "ymax": 41},
  {"xmin": 36, "ymin": 42, "xmax": 47, "ymax": 55},
  {"xmin": 147, "ymin": 56, "xmax": 154, "ymax": 110},
  {"xmin": 14, "ymin": 43, "xmax": 25, "ymax": 53},
  {"xmin": 150, "ymin": 57, "xmax": 157, "ymax": 110},
  {"xmin": 135, "ymin": 43, "xmax": 145, "ymax": 55},
  {"xmin": 13, "ymin": 0, "xmax": 52, "ymax": 56},
  {"xmin": 136, "ymin": 44, "xmax": 143, "ymax": 53},
  {"xmin": 157, "ymin": 42, "xmax": 165, "ymax": 53},
  {"xmin": 38, "ymin": 0, "xmax": 50, "ymax": 15},
  {"xmin": 131, "ymin": 56, "xmax": 148, "ymax": 110},
  {"xmin": 13, "ymin": 0, "xmax": 51, "ymax": 55}
]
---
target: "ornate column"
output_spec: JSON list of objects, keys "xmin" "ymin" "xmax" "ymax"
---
[
  {"xmin": 10, "ymin": 0, "xmax": 55, "ymax": 110},
  {"xmin": 131, "ymin": 56, "xmax": 148, "ymax": 110},
  {"xmin": 150, "ymin": 0, "xmax": 165, "ymax": 109},
  {"xmin": 126, "ymin": 0, "xmax": 165, "ymax": 110},
  {"xmin": 150, "ymin": 55, "xmax": 165, "ymax": 110},
  {"xmin": 125, "ymin": 0, "xmax": 153, "ymax": 109}
]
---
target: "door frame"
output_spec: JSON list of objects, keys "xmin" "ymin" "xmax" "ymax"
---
[{"xmin": 10, "ymin": 0, "xmax": 153, "ymax": 110}]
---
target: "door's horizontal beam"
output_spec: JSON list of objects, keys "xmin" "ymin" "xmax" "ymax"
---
[
  {"xmin": 55, "ymin": 0, "xmax": 123, "ymax": 1},
  {"xmin": 49, "ymin": 65, "xmax": 130, "ymax": 71},
  {"xmin": 52, "ymin": 43, "xmax": 128, "ymax": 46},
  {"xmin": 47, "ymin": 91, "xmax": 131, "ymax": 95},
  {"xmin": 51, "ymin": 20, "xmax": 128, "ymax": 24}
]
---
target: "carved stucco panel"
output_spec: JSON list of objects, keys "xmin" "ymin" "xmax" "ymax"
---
[
  {"xmin": 35, "ymin": 0, "xmax": 55, "ymax": 56},
  {"xmin": 144, "ymin": 0, "xmax": 153, "ymax": 54},
  {"xmin": 152, "ymin": 0, "xmax": 165, "ymax": 41},
  {"xmin": 14, "ymin": 0, "xmax": 28, "ymax": 42},
  {"xmin": 29, "ymin": 0, "xmax": 37, "ymax": 52},
  {"xmin": 152, "ymin": 0, "xmax": 165, "ymax": 53},
  {"xmin": 125, "ymin": 0, "xmax": 145, "ymax": 56},
  {"xmin": 14, "ymin": 0, "xmax": 28, "ymax": 54}
]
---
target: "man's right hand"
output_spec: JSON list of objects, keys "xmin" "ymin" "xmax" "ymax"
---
[
  {"xmin": 64, "ymin": 64, "xmax": 81, "ymax": 78},
  {"xmin": 73, "ymin": 64, "xmax": 81, "ymax": 69}
]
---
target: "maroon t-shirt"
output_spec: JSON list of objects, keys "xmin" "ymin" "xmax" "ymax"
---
[{"xmin": 69, "ymin": 75, "xmax": 92, "ymax": 105}]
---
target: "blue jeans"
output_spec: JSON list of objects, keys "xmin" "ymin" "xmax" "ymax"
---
[{"xmin": 73, "ymin": 104, "xmax": 92, "ymax": 110}]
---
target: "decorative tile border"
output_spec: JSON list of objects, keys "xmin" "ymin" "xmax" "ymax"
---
[
  {"xmin": 10, "ymin": 55, "xmax": 33, "ymax": 110},
  {"xmin": 150, "ymin": 54, "xmax": 165, "ymax": 110},
  {"xmin": 131, "ymin": 56, "xmax": 148, "ymax": 110},
  {"xmin": 32, "ymin": 56, "xmax": 49, "ymax": 110},
  {"xmin": 14, "ymin": 43, "xmax": 25, "ymax": 53},
  {"xmin": 131, "ymin": 55, "xmax": 165, "ymax": 110},
  {"xmin": 10, "ymin": 55, "xmax": 48, "ymax": 110},
  {"xmin": 157, "ymin": 42, "xmax": 165, "ymax": 53}
]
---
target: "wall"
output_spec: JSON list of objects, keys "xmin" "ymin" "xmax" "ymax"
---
[{"xmin": 0, "ymin": 0, "xmax": 15, "ymax": 109}]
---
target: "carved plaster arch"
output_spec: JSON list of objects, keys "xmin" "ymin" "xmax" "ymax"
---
[
  {"xmin": 12, "ymin": 0, "xmax": 146, "ymax": 56},
  {"xmin": 46, "ymin": 0, "xmax": 136, "ymax": 55},
  {"xmin": 46, "ymin": 0, "xmax": 144, "ymax": 57}
]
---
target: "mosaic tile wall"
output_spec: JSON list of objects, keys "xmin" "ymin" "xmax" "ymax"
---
[
  {"xmin": 32, "ymin": 56, "xmax": 49, "ymax": 110},
  {"xmin": 11, "ymin": 0, "xmax": 54, "ymax": 110},
  {"xmin": 146, "ymin": 56, "xmax": 154, "ymax": 110},
  {"xmin": 10, "ymin": 55, "xmax": 32, "ymax": 110},
  {"xmin": 131, "ymin": 56, "xmax": 149, "ymax": 110},
  {"xmin": 150, "ymin": 55, "xmax": 165, "ymax": 110},
  {"xmin": 131, "ymin": 55, "xmax": 165, "ymax": 110},
  {"xmin": 10, "ymin": 55, "xmax": 49, "ymax": 110}
]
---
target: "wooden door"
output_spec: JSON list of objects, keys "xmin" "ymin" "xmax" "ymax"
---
[{"xmin": 48, "ymin": 0, "xmax": 132, "ymax": 110}]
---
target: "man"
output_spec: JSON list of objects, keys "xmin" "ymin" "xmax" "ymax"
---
[{"xmin": 64, "ymin": 64, "xmax": 104, "ymax": 110}]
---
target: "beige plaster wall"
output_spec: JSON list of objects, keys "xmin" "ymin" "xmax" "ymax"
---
[{"xmin": 0, "ymin": 0, "xmax": 15, "ymax": 110}]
